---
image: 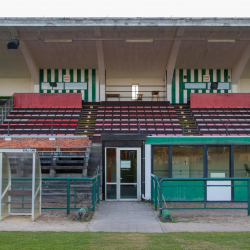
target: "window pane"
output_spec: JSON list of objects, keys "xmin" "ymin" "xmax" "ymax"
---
[
  {"xmin": 153, "ymin": 147, "xmax": 169, "ymax": 178},
  {"xmin": 207, "ymin": 147, "xmax": 229, "ymax": 177},
  {"xmin": 106, "ymin": 184, "xmax": 116, "ymax": 200},
  {"xmin": 132, "ymin": 85, "xmax": 138, "ymax": 100},
  {"xmin": 53, "ymin": 82, "xmax": 64, "ymax": 90},
  {"xmin": 185, "ymin": 83, "xmax": 206, "ymax": 89},
  {"xmin": 234, "ymin": 146, "xmax": 250, "ymax": 177},
  {"xmin": 65, "ymin": 82, "xmax": 87, "ymax": 89},
  {"xmin": 120, "ymin": 150, "xmax": 137, "ymax": 183},
  {"xmin": 208, "ymin": 82, "xmax": 230, "ymax": 89},
  {"xmin": 41, "ymin": 82, "xmax": 52, "ymax": 90},
  {"xmin": 106, "ymin": 148, "xmax": 116, "ymax": 182},
  {"xmin": 120, "ymin": 185, "xmax": 137, "ymax": 199},
  {"xmin": 172, "ymin": 146, "xmax": 203, "ymax": 178}
]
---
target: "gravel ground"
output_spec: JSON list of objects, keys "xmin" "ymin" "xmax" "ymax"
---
[
  {"xmin": 157, "ymin": 202, "xmax": 250, "ymax": 232},
  {"xmin": 1, "ymin": 202, "xmax": 250, "ymax": 232}
]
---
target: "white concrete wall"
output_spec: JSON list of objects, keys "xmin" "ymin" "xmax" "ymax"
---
[
  {"xmin": 106, "ymin": 78, "xmax": 166, "ymax": 101},
  {"xmin": 145, "ymin": 144, "xmax": 151, "ymax": 200},
  {"xmin": 238, "ymin": 78, "xmax": 250, "ymax": 93},
  {"xmin": 0, "ymin": 78, "xmax": 33, "ymax": 95}
]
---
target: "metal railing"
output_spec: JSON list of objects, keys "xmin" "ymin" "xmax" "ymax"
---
[
  {"xmin": 0, "ymin": 95, "xmax": 14, "ymax": 124},
  {"xmin": 151, "ymin": 175, "xmax": 250, "ymax": 216},
  {"xmin": 12, "ymin": 175, "xmax": 100, "ymax": 214}
]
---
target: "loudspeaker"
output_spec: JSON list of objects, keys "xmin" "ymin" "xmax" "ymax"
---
[
  {"xmin": 7, "ymin": 39, "xmax": 19, "ymax": 49},
  {"xmin": 211, "ymin": 82, "xmax": 218, "ymax": 90},
  {"xmin": 49, "ymin": 82, "xmax": 57, "ymax": 87}
]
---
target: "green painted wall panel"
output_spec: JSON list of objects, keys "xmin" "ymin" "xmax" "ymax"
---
[
  {"xmin": 70, "ymin": 69, "xmax": 73, "ymax": 82},
  {"xmin": 39, "ymin": 69, "xmax": 44, "ymax": 93},
  {"xmin": 85, "ymin": 69, "xmax": 88, "ymax": 102},
  {"xmin": 172, "ymin": 70, "xmax": 176, "ymax": 104},
  {"xmin": 179, "ymin": 69, "xmax": 184, "ymax": 104},
  {"xmin": 92, "ymin": 69, "xmax": 96, "ymax": 102},
  {"xmin": 162, "ymin": 180, "xmax": 204, "ymax": 201},
  {"xmin": 55, "ymin": 69, "xmax": 59, "ymax": 82},
  {"xmin": 77, "ymin": 69, "xmax": 81, "ymax": 82},
  {"xmin": 171, "ymin": 69, "xmax": 231, "ymax": 104},
  {"xmin": 234, "ymin": 181, "xmax": 248, "ymax": 201},
  {"xmin": 194, "ymin": 69, "xmax": 198, "ymax": 82},
  {"xmin": 146, "ymin": 136, "xmax": 250, "ymax": 145},
  {"xmin": 39, "ymin": 68, "xmax": 99, "ymax": 102}
]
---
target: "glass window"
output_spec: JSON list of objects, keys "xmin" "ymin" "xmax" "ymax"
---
[
  {"xmin": 153, "ymin": 147, "xmax": 169, "ymax": 178},
  {"xmin": 106, "ymin": 148, "xmax": 116, "ymax": 183},
  {"xmin": 185, "ymin": 83, "xmax": 206, "ymax": 89},
  {"xmin": 41, "ymin": 82, "xmax": 52, "ymax": 90},
  {"xmin": 132, "ymin": 84, "xmax": 138, "ymax": 100},
  {"xmin": 234, "ymin": 146, "xmax": 250, "ymax": 177},
  {"xmin": 53, "ymin": 82, "xmax": 64, "ymax": 90},
  {"xmin": 208, "ymin": 82, "xmax": 230, "ymax": 89},
  {"xmin": 207, "ymin": 146, "xmax": 230, "ymax": 178},
  {"xmin": 65, "ymin": 82, "xmax": 87, "ymax": 89},
  {"xmin": 172, "ymin": 146, "xmax": 203, "ymax": 178}
]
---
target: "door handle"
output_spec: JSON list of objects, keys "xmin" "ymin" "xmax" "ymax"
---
[{"xmin": 120, "ymin": 178, "xmax": 122, "ymax": 179}]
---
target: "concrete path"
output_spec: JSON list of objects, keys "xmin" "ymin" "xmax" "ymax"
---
[{"xmin": 89, "ymin": 201, "xmax": 163, "ymax": 233}]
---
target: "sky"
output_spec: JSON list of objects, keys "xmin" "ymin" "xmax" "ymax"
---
[{"xmin": 0, "ymin": 0, "xmax": 250, "ymax": 18}]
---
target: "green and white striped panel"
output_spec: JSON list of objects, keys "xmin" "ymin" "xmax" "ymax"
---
[
  {"xmin": 171, "ymin": 69, "xmax": 232, "ymax": 104},
  {"xmin": 39, "ymin": 69, "xmax": 100, "ymax": 102}
]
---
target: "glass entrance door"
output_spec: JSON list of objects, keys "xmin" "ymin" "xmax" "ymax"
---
[{"xmin": 105, "ymin": 148, "xmax": 141, "ymax": 201}]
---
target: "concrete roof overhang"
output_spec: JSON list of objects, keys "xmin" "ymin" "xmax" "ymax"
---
[{"xmin": 1, "ymin": 17, "xmax": 250, "ymax": 78}]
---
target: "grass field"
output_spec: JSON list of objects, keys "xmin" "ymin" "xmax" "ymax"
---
[{"xmin": 0, "ymin": 231, "xmax": 250, "ymax": 250}]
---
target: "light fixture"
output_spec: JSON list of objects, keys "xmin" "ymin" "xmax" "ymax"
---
[
  {"xmin": 44, "ymin": 39, "xmax": 72, "ymax": 43},
  {"xmin": 7, "ymin": 39, "xmax": 19, "ymax": 49},
  {"xmin": 125, "ymin": 39, "xmax": 153, "ymax": 43},
  {"xmin": 207, "ymin": 39, "xmax": 235, "ymax": 43}
]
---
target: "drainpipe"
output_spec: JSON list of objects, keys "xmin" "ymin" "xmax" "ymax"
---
[{"xmin": 141, "ymin": 141, "xmax": 145, "ymax": 199}]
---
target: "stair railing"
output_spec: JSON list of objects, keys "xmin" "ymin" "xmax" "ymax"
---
[{"xmin": 0, "ymin": 94, "xmax": 14, "ymax": 125}]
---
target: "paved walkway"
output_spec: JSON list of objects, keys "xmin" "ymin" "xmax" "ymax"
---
[{"xmin": 89, "ymin": 201, "xmax": 163, "ymax": 233}]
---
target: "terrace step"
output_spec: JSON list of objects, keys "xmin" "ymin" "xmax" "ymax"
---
[
  {"xmin": 173, "ymin": 104, "xmax": 200, "ymax": 136},
  {"xmin": 77, "ymin": 102, "xmax": 100, "ymax": 139}
]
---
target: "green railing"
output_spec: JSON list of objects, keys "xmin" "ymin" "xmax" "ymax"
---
[
  {"xmin": 151, "ymin": 174, "xmax": 158, "ymax": 211},
  {"xmin": 151, "ymin": 175, "xmax": 250, "ymax": 216},
  {"xmin": 12, "ymin": 175, "xmax": 100, "ymax": 214}
]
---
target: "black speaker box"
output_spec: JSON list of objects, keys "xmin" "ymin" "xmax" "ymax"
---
[
  {"xmin": 211, "ymin": 82, "xmax": 218, "ymax": 90},
  {"xmin": 7, "ymin": 39, "xmax": 19, "ymax": 49}
]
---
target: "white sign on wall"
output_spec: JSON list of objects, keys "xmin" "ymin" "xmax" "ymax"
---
[
  {"xmin": 121, "ymin": 160, "xmax": 131, "ymax": 169},
  {"xmin": 203, "ymin": 75, "xmax": 210, "ymax": 82},
  {"xmin": 63, "ymin": 75, "xmax": 70, "ymax": 82}
]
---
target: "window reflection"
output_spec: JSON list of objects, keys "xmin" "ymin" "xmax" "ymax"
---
[
  {"xmin": 153, "ymin": 147, "xmax": 169, "ymax": 178},
  {"xmin": 172, "ymin": 146, "xmax": 203, "ymax": 178},
  {"xmin": 234, "ymin": 146, "xmax": 250, "ymax": 177},
  {"xmin": 207, "ymin": 146, "xmax": 229, "ymax": 178},
  {"xmin": 106, "ymin": 148, "xmax": 116, "ymax": 182}
]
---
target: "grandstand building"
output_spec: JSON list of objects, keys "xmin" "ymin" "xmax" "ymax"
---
[{"xmin": 1, "ymin": 17, "xmax": 250, "ymax": 201}]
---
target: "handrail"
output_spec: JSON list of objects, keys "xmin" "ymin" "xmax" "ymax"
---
[
  {"xmin": 0, "ymin": 94, "xmax": 14, "ymax": 125},
  {"xmin": 152, "ymin": 176, "xmax": 250, "ymax": 216}
]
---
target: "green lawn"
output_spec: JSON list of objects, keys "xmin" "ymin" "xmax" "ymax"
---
[{"xmin": 0, "ymin": 231, "xmax": 250, "ymax": 250}]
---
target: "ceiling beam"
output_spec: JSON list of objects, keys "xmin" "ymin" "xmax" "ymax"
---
[
  {"xmin": 8, "ymin": 26, "xmax": 39, "ymax": 92},
  {"xmin": 166, "ymin": 27, "xmax": 185, "ymax": 102},
  {"xmin": 19, "ymin": 40, "xmax": 40, "ymax": 90},
  {"xmin": 231, "ymin": 42, "xmax": 250, "ymax": 92},
  {"xmin": 7, "ymin": 26, "xmax": 18, "ymax": 38},
  {"xmin": 94, "ymin": 27, "xmax": 106, "ymax": 101}
]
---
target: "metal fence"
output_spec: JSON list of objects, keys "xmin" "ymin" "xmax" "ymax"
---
[
  {"xmin": 12, "ymin": 175, "xmax": 100, "ymax": 214},
  {"xmin": 151, "ymin": 175, "xmax": 250, "ymax": 216},
  {"xmin": 0, "ymin": 95, "xmax": 14, "ymax": 125}
]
